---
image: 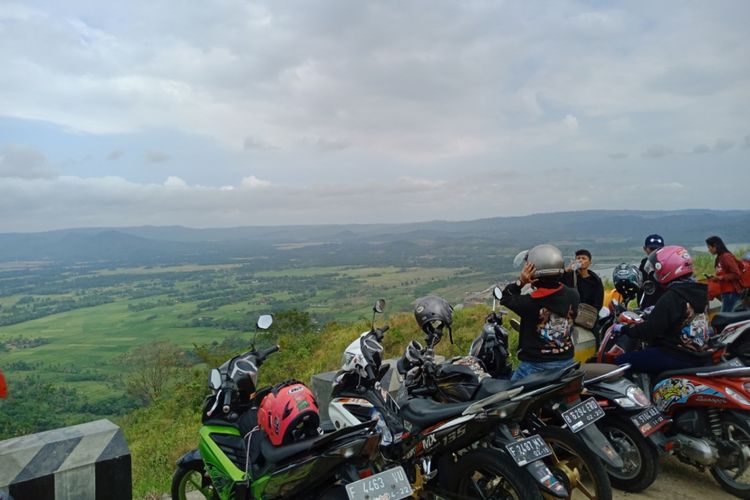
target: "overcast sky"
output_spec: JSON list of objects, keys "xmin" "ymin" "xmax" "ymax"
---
[{"xmin": 1, "ymin": 1, "xmax": 749, "ymax": 232}]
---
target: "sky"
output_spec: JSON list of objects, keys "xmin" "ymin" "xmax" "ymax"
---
[{"xmin": 1, "ymin": 0, "xmax": 749, "ymax": 232}]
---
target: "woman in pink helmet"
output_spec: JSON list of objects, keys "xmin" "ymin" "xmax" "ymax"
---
[{"xmin": 612, "ymin": 245, "xmax": 711, "ymax": 374}]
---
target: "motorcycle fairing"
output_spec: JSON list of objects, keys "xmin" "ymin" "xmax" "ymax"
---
[{"xmin": 652, "ymin": 376, "xmax": 750, "ymax": 414}]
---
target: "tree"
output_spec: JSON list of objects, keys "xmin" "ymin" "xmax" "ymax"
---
[{"xmin": 121, "ymin": 341, "xmax": 187, "ymax": 405}]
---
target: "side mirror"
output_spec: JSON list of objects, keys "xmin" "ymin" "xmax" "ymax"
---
[
  {"xmin": 373, "ymin": 299, "xmax": 386, "ymax": 314},
  {"xmin": 509, "ymin": 318, "xmax": 521, "ymax": 332},
  {"xmin": 513, "ymin": 250, "xmax": 529, "ymax": 268},
  {"xmin": 208, "ymin": 368, "xmax": 222, "ymax": 390},
  {"xmin": 256, "ymin": 314, "xmax": 273, "ymax": 330},
  {"xmin": 493, "ymin": 286, "xmax": 503, "ymax": 301},
  {"xmin": 642, "ymin": 281, "xmax": 656, "ymax": 296}
]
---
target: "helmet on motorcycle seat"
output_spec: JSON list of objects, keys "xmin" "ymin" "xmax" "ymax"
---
[
  {"xmin": 645, "ymin": 245, "xmax": 693, "ymax": 285},
  {"xmin": 258, "ymin": 380, "xmax": 320, "ymax": 446},
  {"xmin": 414, "ymin": 296, "xmax": 453, "ymax": 343},
  {"xmin": 525, "ymin": 244, "xmax": 565, "ymax": 282},
  {"xmin": 612, "ymin": 263, "xmax": 642, "ymax": 298}
]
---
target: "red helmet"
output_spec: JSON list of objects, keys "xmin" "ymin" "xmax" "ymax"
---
[
  {"xmin": 258, "ymin": 381, "xmax": 320, "ymax": 446},
  {"xmin": 646, "ymin": 245, "xmax": 693, "ymax": 285}
]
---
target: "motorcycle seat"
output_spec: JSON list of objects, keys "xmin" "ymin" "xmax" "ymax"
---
[
  {"xmin": 580, "ymin": 363, "xmax": 623, "ymax": 383},
  {"xmin": 712, "ymin": 311, "xmax": 750, "ymax": 331},
  {"xmin": 258, "ymin": 420, "xmax": 376, "ymax": 464},
  {"xmin": 509, "ymin": 365, "xmax": 576, "ymax": 389},
  {"xmin": 653, "ymin": 359, "xmax": 739, "ymax": 382},
  {"xmin": 473, "ymin": 377, "xmax": 514, "ymax": 400},
  {"xmin": 399, "ymin": 397, "xmax": 474, "ymax": 428}
]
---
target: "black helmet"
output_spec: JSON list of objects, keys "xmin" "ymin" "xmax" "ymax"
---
[
  {"xmin": 414, "ymin": 295, "xmax": 453, "ymax": 344},
  {"xmin": 612, "ymin": 263, "xmax": 642, "ymax": 298}
]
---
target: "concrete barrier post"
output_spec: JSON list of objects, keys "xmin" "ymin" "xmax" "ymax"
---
[{"xmin": 0, "ymin": 419, "xmax": 131, "ymax": 500}]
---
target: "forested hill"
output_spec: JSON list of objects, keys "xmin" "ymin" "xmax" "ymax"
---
[{"xmin": 1, "ymin": 209, "xmax": 748, "ymax": 267}]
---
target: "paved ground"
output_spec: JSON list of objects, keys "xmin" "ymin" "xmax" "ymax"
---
[{"xmin": 613, "ymin": 455, "xmax": 737, "ymax": 500}]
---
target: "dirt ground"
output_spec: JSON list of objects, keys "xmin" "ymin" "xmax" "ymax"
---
[{"xmin": 613, "ymin": 455, "xmax": 736, "ymax": 500}]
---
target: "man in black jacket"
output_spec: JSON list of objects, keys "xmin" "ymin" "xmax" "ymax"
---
[
  {"xmin": 562, "ymin": 249, "xmax": 604, "ymax": 311},
  {"xmin": 638, "ymin": 234, "xmax": 666, "ymax": 309},
  {"xmin": 501, "ymin": 244, "xmax": 580, "ymax": 381},
  {"xmin": 614, "ymin": 245, "xmax": 710, "ymax": 374}
]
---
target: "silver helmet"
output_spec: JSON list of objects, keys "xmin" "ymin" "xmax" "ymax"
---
[{"xmin": 526, "ymin": 244, "xmax": 565, "ymax": 279}]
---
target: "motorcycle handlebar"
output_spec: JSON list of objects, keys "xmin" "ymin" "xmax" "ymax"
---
[
  {"xmin": 221, "ymin": 387, "xmax": 233, "ymax": 413},
  {"xmin": 373, "ymin": 325, "xmax": 390, "ymax": 341},
  {"xmin": 365, "ymin": 364, "xmax": 377, "ymax": 381},
  {"xmin": 260, "ymin": 345, "xmax": 280, "ymax": 360}
]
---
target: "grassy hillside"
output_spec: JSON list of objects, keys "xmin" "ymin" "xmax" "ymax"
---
[{"xmin": 122, "ymin": 303, "xmax": 517, "ymax": 499}]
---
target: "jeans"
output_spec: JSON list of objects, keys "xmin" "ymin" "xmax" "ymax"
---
[
  {"xmin": 511, "ymin": 359, "xmax": 575, "ymax": 382},
  {"xmin": 615, "ymin": 347, "xmax": 699, "ymax": 375},
  {"xmin": 722, "ymin": 292, "xmax": 742, "ymax": 312}
]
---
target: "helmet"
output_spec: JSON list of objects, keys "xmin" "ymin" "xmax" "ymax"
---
[
  {"xmin": 645, "ymin": 245, "xmax": 693, "ymax": 285},
  {"xmin": 643, "ymin": 234, "xmax": 664, "ymax": 250},
  {"xmin": 414, "ymin": 296, "xmax": 453, "ymax": 341},
  {"xmin": 526, "ymin": 244, "xmax": 565, "ymax": 279},
  {"xmin": 612, "ymin": 263, "xmax": 642, "ymax": 298},
  {"xmin": 258, "ymin": 381, "xmax": 320, "ymax": 446}
]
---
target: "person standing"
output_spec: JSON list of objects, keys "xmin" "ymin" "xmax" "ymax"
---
[
  {"xmin": 706, "ymin": 235, "xmax": 743, "ymax": 312},
  {"xmin": 562, "ymin": 249, "xmax": 604, "ymax": 311},
  {"xmin": 639, "ymin": 234, "xmax": 665, "ymax": 309},
  {"xmin": 501, "ymin": 244, "xmax": 580, "ymax": 381}
]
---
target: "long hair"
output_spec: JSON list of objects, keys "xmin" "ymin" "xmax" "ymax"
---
[{"xmin": 706, "ymin": 235, "xmax": 730, "ymax": 267}]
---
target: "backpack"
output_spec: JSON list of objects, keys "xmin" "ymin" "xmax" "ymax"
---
[{"xmin": 734, "ymin": 257, "xmax": 750, "ymax": 289}]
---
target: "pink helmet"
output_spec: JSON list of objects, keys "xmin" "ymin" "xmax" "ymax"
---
[{"xmin": 645, "ymin": 245, "xmax": 693, "ymax": 284}]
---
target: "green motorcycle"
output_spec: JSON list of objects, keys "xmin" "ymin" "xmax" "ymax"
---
[{"xmin": 172, "ymin": 315, "xmax": 391, "ymax": 500}]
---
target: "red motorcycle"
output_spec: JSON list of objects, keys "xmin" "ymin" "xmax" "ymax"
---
[
  {"xmin": 599, "ymin": 310, "xmax": 750, "ymax": 498},
  {"xmin": 0, "ymin": 369, "xmax": 6, "ymax": 399}
]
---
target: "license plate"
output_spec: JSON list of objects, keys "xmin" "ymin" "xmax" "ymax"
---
[
  {"xmin": 630, "ymin": 406, "xmax": 667, "ymax": 437},
  {"xmin": 345, "ymin": 466, "xmax": 413, "ymax": 500},
  {"xmin": 562, "ymin": 398, "xmax": 605, "ymax": 433},
  {"xmin": 505, "ymin": 434, "xmax": 552, "ymax": 466}
]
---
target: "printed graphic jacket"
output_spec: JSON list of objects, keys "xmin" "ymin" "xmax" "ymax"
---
[
  {"xmin": 501, "ymin": 282, "xmax": 580, "ymax": 363},
  {"xmin": 622, "ymin": 281, "xmax": 710, "ymax": 361}
]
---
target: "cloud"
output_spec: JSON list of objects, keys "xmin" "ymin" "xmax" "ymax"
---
[
  {"xmin": 744, "ymin": 135, "xmax": 750, "ymax": 149},
  {"xmin": 145, "ymin": 150, "xmax": 170, "ymax": 163},
  {"xmin": 562, "ymin": 115, "xmax": 579, "ymax": 132},
  {"xmin": 240, "ymin": 175, "xmax": 271, "ymax": 189},
  {"xmin": 243, "ymin": 137, "xmax": 275, "ymax": 151},
  {"xmin": 164, "ymin": 176, "xmax": 187, "ymax": 188},
  {"xmin": 692, "ymin": 144, "xmax": 710, "ymax": 155},
  {"xmin": 713, "ymin": 138, "xmax": 735, "ymax": 153},
  {"xmin": 107, "ymin": 150, "xmax": 123, "ymax": 160},
  {"xmin": 641, "ymin": 144, "xmax": 673, "ymax": 159},
  {"xmin": 608, "ymin": 153, "xmax": 628, "ymax": 160},
  {"xmin": 0, "ymin": 144, "xmax": 57, "ymax": 179},
  {"xmin": 311, "ymin": 137, "xmax": 350, "ymax": 152}
]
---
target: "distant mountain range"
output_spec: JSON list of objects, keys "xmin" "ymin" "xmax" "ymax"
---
[{"xmin": 1, "ymin": 209, "xmax": 748, "ymax": 268}]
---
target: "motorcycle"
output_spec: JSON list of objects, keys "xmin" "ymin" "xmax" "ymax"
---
[
  {"xmin": 329, "ymin": 299, "xmax": 560, "ymax": 499},
  {"xmin": 484, "ymin": 287, "xmax": 668, "ymax": 492},
  {"xmin": 599, "ymin": 308, "xmax": 750, "ymax": 498},
  {"xmin": 172, "ymin": 314, "xmax": 391, "ymax": 500}
]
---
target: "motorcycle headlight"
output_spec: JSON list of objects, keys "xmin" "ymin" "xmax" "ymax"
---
[{"xmin": 615, "ymin": 385, "xmax": 650, "ymax": 408}]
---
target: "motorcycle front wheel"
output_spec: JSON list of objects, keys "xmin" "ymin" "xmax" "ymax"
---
[
  {"xmin": 710, "ymin": 412, "xmax": 750, "ymax": 499},
  {"xmin": 171, "ymin": 464, "xmax": 218, "ymax": 500},
  {"xmin": 538, "ymin": 426, "xmax": 612, "ymax": 500},
  {"xmin": 439, "ymin": 448, "xmax": 542, "ymax": 500},
  {"xmin": 598, "ymin": 415, "xmax": 658, "ymax": 492}
]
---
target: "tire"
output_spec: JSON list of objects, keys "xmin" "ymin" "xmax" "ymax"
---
[
  {"xmin": 439, "ymin": 448, "xmax": 542, "ymax": 499},
  {"xmin": 598, "ymin": 415, "xmax": 659, "ymax": 492},
  {"xmin": 710, "ymin": 412, "xmax": 750, "ymax": 499},
  {"xmin": 171, "ymin": 464, "xmax": 218, "ymax": 500},
  {"xmin": 538, "ymin": 426, "xmax": 613, "ymax": 500}
]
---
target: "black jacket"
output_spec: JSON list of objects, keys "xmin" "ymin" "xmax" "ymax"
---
[
  {"xmin": 637, "ymin": 257, "xmax": 665, "ymax": 309},
  {"xmin": 562, "ymin": 270, "xmax": 604, "ymax": 310},
  {"xmin": 623, "ymin": 281, "xmax": 709, "ymax": 361},
  {"xmin": 501, "ymin": 282, "xmax": 580, "ymax": 362}
]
